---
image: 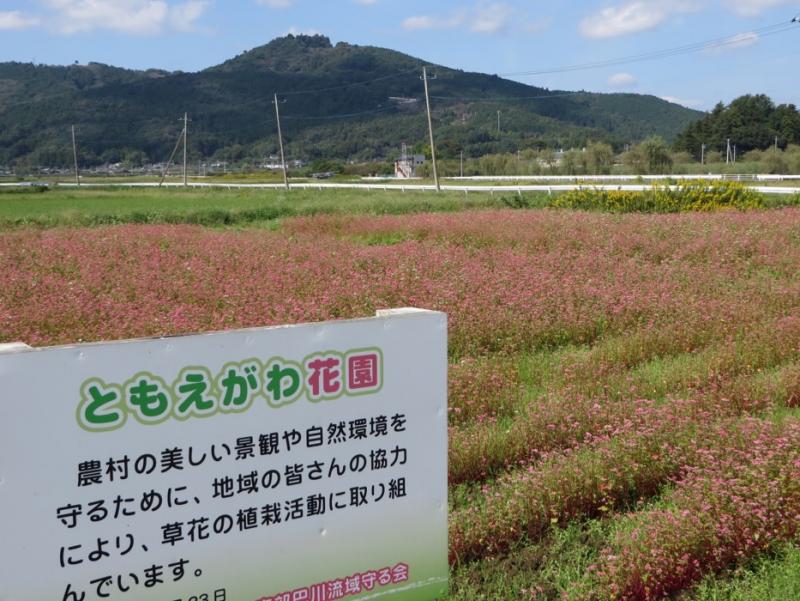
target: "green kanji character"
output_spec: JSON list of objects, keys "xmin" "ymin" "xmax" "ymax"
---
[
  {"xmin": 126, "ymin": 373, "xmax": 170, "ymax": 423},
  {"xmin": 174, "ymin": 368, "xmax": 217, "ymax": 419},
  {"xmin": 264, "ymin": 359, "xmax": 302, "ymax": 407},
  {"xmin": 77, "ymin": 379, "xmax": 125, "ymax": 432},
  {"xmin": 219, "ymin": 362, "xmax": 259, "ymax": 410}
]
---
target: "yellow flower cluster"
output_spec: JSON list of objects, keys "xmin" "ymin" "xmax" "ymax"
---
[{"xmin": 553, "ymin": 181, "xmax": 764, "ymax": 213}]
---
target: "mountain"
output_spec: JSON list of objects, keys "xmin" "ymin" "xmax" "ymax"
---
[{"xmin": 0, "ymin": 35, "xmax": 704, "ymax": 167}]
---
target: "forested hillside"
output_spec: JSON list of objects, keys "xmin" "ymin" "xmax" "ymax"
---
[{"xmin": 0, "ymin": 34, "xmax": 703, "ymax": 167}]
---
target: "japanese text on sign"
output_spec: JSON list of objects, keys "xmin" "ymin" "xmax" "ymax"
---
[
  {"xmin": 1, "ymin": 309, "xmax": 448, "ymax": 601},
  {"xmin": 77, "ymin": 348, "xmax": 382, "ymax": 431}
]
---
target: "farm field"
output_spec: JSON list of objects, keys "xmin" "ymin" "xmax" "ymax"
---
[
  {"xmin": 0, "ymin": 187, "xmax": 510, "ymax": 228},
  {"xmin": 1, "ymin": 183, "xmax": 799, "ymax": 229},
  {"xmin": 3, "ymin": 191, "xmax": 800, "ymax": 599}
]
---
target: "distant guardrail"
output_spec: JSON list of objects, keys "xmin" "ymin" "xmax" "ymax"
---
[
  {"xmin": 443, "ymin": 174, "xmax": 800, "ymax": 182},
  {"xmin": 2, "ymin": 181, "xmax": 800, "ymax": 195}
]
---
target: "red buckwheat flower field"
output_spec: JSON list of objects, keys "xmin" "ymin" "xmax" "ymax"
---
[{"xmin": 3, "ymin": 199, "xmax": 800, "ymax": 600}]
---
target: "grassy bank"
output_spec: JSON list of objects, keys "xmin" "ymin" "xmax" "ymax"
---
[
  {"xmin": 3, "ymin": 183, "xmax": 800, "ymax": 229},
  {"xmin": 0, "ymin": 187, "xmax": 514, "ymax": 228}
]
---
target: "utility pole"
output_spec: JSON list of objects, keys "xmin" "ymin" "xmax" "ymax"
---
[
  {"xmin": 460, "ymin": 150, "xmax": 464, "ymax": 178},
  {"xmin": 733, "ymin": 145, "xmax": 737, "ymax": 164},
  {"xmin": 182, "ymin": 112, "xmax": 188, "ymax": 187},
  {"xmin": 422, "ymin": 67, "xmax": 440, "ymax": 191},
  {"xmin": 71, "ymin": 125, "xmax": 80, "ymax": 186},
  {"xmin": 497, "ymin": 110, "xmax": 501, "ymax": 134},
  {"xmin": 273, "ymin": 93, "xmax": 289, "ymax": 191},
  {"xmin": 726, "ymin": 138, "xmax": 732, "ymax": 164},
  {"xmin": 159, "ymin": 116, "xmax": 187, "ymax": 187},
  {"xmin": 701, "ymin": 143, "xmax": 705, "ymax": 165},
  {"xmin": 775, "ymin": 136, "xmax": 779, "ymax": 152}
]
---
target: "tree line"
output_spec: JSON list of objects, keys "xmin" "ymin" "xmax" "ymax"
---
[{"xmin": 675, "ymin": 94, "xmax": 800, "ymax": 158}]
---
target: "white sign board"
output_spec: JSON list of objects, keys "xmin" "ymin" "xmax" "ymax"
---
[{"xmin": 0, "ymin": 308, "xmax": 448, "ymax": 601}]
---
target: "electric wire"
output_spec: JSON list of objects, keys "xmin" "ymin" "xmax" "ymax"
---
[
  {"xmin": 429, "ymin": 91, "xmax": 583, "ymax": 102},
  {"xmin": 282, "ymin": 104, "xmax": 401, "ymax": 121},
  {"xmin": 498, "ymin": 21, "xmax": 796, "ymax": 78},
  {"xmin": 278, "ymin": 67, "xmax": 419, "ymax": 96},
  {"xmin": 1, "ymin": 18, "xmax": 797, "ymax": 127}
]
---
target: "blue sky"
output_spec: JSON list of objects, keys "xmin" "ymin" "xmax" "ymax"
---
[{"xmin": 1, "ymin": 0, "xmax": 799, "ymax": 110}]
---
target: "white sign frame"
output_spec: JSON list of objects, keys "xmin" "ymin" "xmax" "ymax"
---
[{"xmin": 0, "ymin": 308, "xmax": 448, "ymax": 601}]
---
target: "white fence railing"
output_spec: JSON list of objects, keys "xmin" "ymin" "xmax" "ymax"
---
[{"xmin": 2, "ymin": 181, "xmax": 798, "ymax": 195}]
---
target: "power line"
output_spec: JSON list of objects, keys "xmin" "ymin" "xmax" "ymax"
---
[
  {"xmin": 501, "ymin": 21, "xmax": 794, "ymax": 77},
  {"xmin": 282, "ymin": 105, "xmax": 400, "ymax": 121},
  {"xmin": 184, "ymin": 67, "xmax": 422, "ymax": 111},
  {"xmin": 3, "ymin": 16, "xmax": 798, "ymax": 171},
  {"xmin": 4, "ymin": 20, "xmax": 796, "ymax": 122},
  {"xmin": 279, "ymin": 67, "xmax": 419, "ymax": 96},
  {"xmin": 430, "ymin": 91, "xmax": 583, "ymax": 102},
  {"xmin": 498, "ymin": 20, "xmax": 797, "ymax": 78},
  {"xmin": 2, "ymin": 19, "xmax": 797, "ymax": 119},
  {"xmin": 0, "ymin": 70, "xmax": 419, "ymax": 115}
]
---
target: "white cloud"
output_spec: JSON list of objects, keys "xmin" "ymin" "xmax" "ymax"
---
[
  {"xmin": 43, "ymin": 0, "xmax": 165, "ymax": 34},
  {"xmin": 402, "ymin": 15, "xmax": 438, "ymax": 31},
  {"xmin": 353, "ymin": 0, "xmax": 378, "ymax": 4},
  {"xmin": 707, "ymin": 31, "xmax": 759, "ymax": 52},
  {"xmin": 40, "ymin": 0, "xmax": 211, "ymax": 35},
  {"xmin": 580, "ymin": 1, "xmax": 701, "ymax": 39},
  {"xmin": 402, "ymin": 2, "xmax": 518, "ymax": 35},
  {"xmin": 256, "ymin": 0, "xmax": 293, "ymax": 7},
  {"xmin": 580, "ymin": 2, "xmax": 663, "ymax": 38},
  {"xmin": 471, "ymin": 2, "xmax": 513, "ymax": 33},
  {"xmin": 169, "ymin": 0, "xmax": 210, "ymax": 32},
  {"xmin": 0, "ymin": 10, "xmax": 41, "ymax": 30},
  {"xmin": 723, "ymin": 0, "xmax": 798, "ymax": 16},
  {"xmin": 608, "ymin": 72, "xmax": 637, "ymax": 87},
  {"xmin": 402, "ymin": 11, "xmax": 466, "ymax": 31}
]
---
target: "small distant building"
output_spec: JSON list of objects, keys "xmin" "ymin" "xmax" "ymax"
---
[
  {"xmin": 262, "ymin": 157, "xmax": 305, "ymax": 170},
  {"xmin": 537, "ymin": 149, "xmax": 567, "ymax": 169},
  {"xmin": 388, "ymin": 97, "xmax": 419, "ymax": 110},
  {"xmin": 394, "ymin": 144, "xmax": 425, "ymax": 178}
]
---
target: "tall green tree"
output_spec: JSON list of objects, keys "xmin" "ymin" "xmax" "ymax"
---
[
  {"xmin": 586, "ymin": 141, "xmax": 614, "ymax": 174},
  {"xmin": 675, "ymin": 94, "xmax": 800, "ymax": 159},
  {"xmin": 641, "ymin": 136, "xmax": 673, "ymax": 173}
]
